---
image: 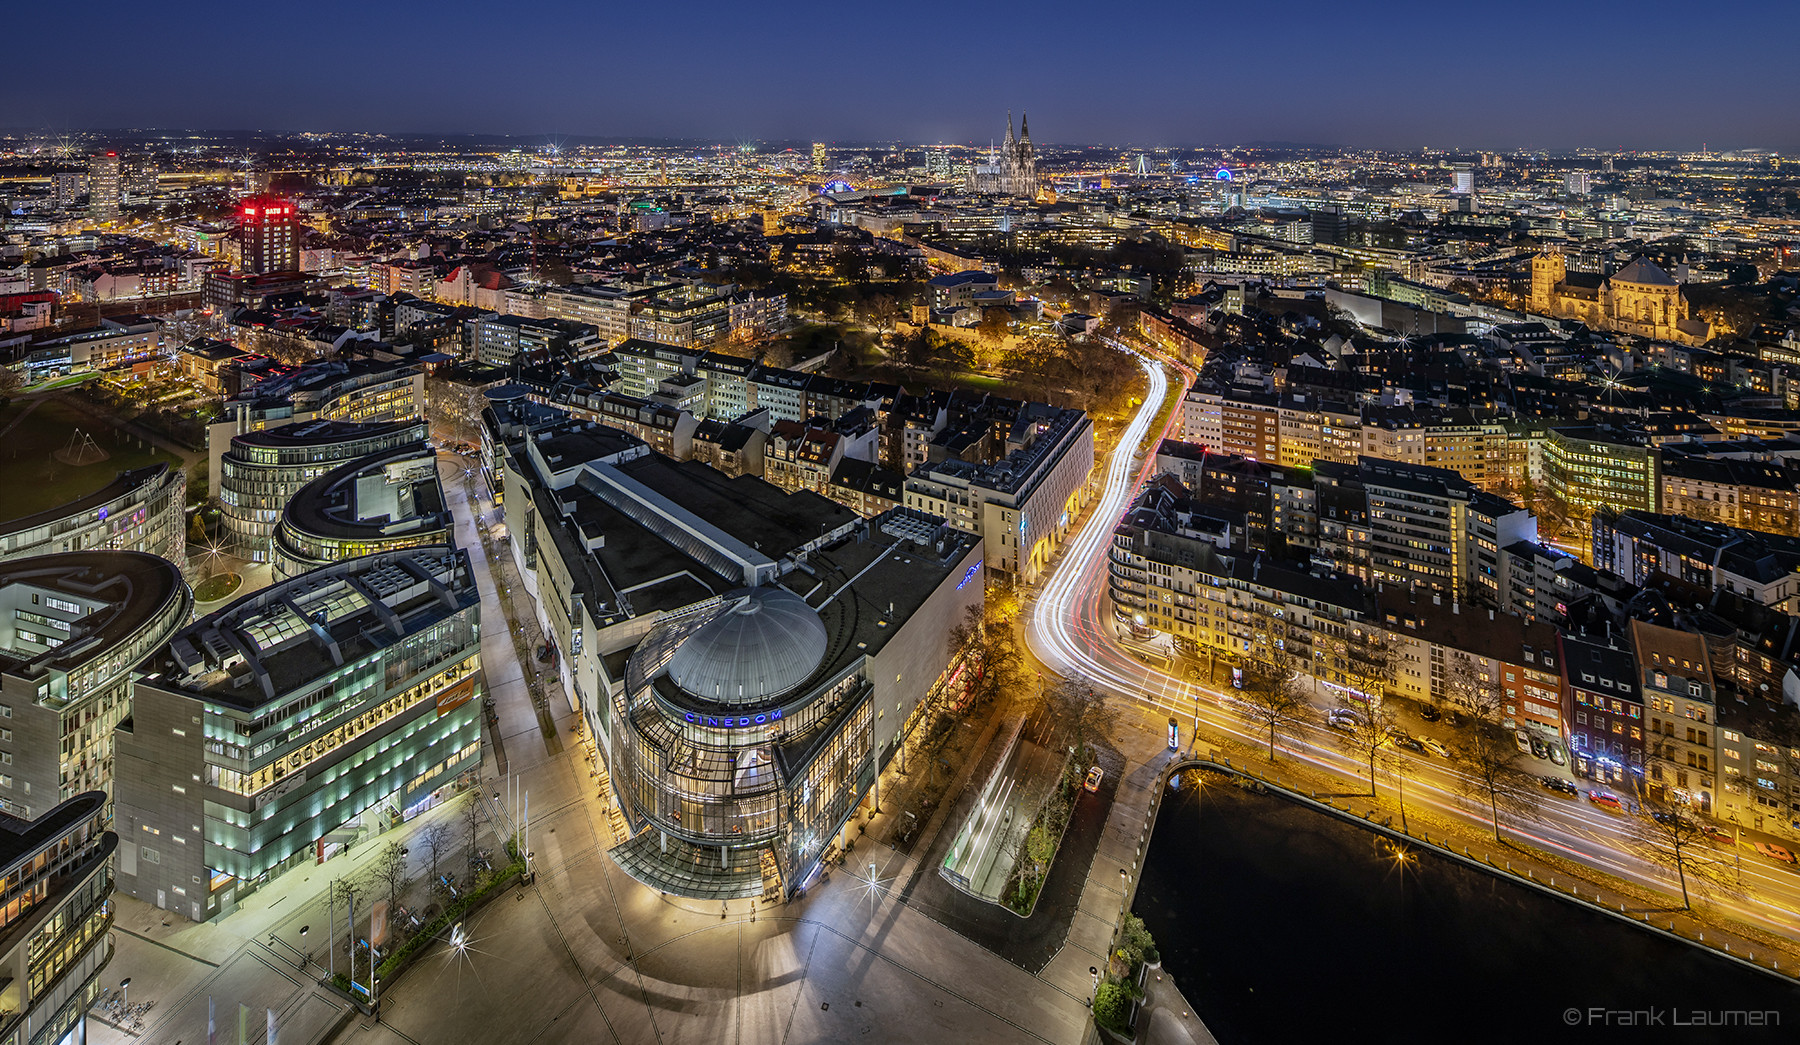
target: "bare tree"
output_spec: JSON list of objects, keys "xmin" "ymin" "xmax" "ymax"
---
[
  {"xmin": 417, "ymin": 821, "xmax": 453, "ymax": 886},
  {"xmin": 946, "ymin": 603, "xmax": 1023, "ymax": 712},
  {"xmin": 1635, "ymin": 799, "xmax": 1735, "ymax": 910},
  {"xmin": 1044, "ymin": 681, "xmax": 1115, "ymax": 769},
  {"xmin": 368, "ymin": 840, "xmax": 412, "ymax": 912},
  {"xmin": 1445, "ymin": 660, "xmax": 1540, "ymax": 843},
  {"xmin": 1240, "ymin": 643, "xmax": 1308, "ymax": 762},
  {"xmin": 460, "ymin": 794, "xmax": 487, "ymax": 867},
  {"xmin": 1331, "ymin": 695, "xmax": 1396, "ymax": 797}
]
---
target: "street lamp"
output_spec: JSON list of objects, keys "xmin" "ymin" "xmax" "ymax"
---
[{"xmin": 119, "ymin": 977, "xmax": 131, "ymax": 1007}]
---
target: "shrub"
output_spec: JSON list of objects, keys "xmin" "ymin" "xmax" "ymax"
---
[{"xmin": 1092, "ymin": 982, "xmax": 1132, "ymax": 1033}]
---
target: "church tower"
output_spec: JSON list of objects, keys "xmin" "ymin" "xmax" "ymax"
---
[{"xmin": 1016, "ymin": 112, "xmax": 1037, "ymax": 199}]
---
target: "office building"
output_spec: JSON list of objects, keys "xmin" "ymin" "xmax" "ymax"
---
[
  {"xmin": 472, "ymin": 314, "xmax": 599, "ymax": 368},
  {"xmin": 237, "ymin": 196, "xmax": 299, "ymax": 275},
  {"xmin": 114, "ymin": 546, "xmax": 483, "ymax": 921},
  {"xmin": 811, "ymin": 142, "xmax": 827, "ymax": 174},
  {"xmin": 0, "ymin": 791, "xmax": 116, "ymax": 1045},
  {"xmin": 1565, "ymin": 170, "xmax": 1591, "ymax": 195},
  {"xmin": 0, "ymin": 464, "xmax": 186, "ymax": 568},
  {"xmin": 271, "ymin": 444, "xmax": 449, "ymax": 580},
  {"xmin": 217, "ymin": 419, "xmax": 428, "ymax": 561},
  {"xmin": 0, "ymin": 552, "xmax": 191, "ymax": 810},
  {"xmin": 1451, "ymin": 164, "xmax": 1474, "ymax": 195},
  {"xmin": 206, "ymin": 353, "xmax": 426, "ymax": 503}
]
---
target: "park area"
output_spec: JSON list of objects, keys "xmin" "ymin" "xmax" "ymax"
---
[{"xmin": 0, "ymin": 395, "xmax": 183, "ymax": 521}]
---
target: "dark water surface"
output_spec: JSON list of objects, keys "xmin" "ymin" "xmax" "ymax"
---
[{"xmin": 1136, "ymin": 774, "xmax": 1800, "ymax": 1044}]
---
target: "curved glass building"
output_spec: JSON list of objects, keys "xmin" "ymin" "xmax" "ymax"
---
[{"xmin": 271, "ymin": 443, "xmax": 448, "ymax": 580}]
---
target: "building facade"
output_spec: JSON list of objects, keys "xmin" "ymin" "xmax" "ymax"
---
[
  {"xmin": 0, "ymin": 552, "xmax": 191, "ymax": 811},
  {"xmin": 271, "ymin": 444, "xmax": 449, "ymax": 580},
  {"xmin": 217, "ymin": 419, "xmax": 427, "ymax": 561},
  {"xmin": 114, "ymin": 546, "xmax": 483, "ymax": 922},
  {"xmin": 0, "ymin": 465, "xmax": 186, "ymax": 569},
  {"xmin": 0, "ymin": 792, "xmax": 116, "ymax": 1045}
]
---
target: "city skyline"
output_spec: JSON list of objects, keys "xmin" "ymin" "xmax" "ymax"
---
[{"xmin": 10, "ymin": 0, "xmax": 1798, "ymax": 151}]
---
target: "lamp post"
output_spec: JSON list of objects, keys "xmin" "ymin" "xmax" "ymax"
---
[{"xmin": 119, "ymin": 977, "xmax": 131, "ymax": 1008}]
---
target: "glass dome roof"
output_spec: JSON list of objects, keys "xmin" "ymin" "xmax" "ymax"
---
[{"xmin": 667, "ymin": 587, "xmax": 828, "ymax": 705}]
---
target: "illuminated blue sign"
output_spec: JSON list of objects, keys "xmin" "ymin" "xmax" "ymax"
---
[
  {"xmin": 956, "ymin": 559, "xmax": 983, "ymax": 590},
  {"xmin": 1215, "ymin": 168, "xmax": 1233, "ymax": 181},
  {"xmin": 685, "ymin": 708, "xmax": 782, "ymax": 728}
]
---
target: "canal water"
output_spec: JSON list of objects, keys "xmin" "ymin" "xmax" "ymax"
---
[{"xmin": 1135, "ymin": 773, "xmax": 1800, "ymax": 1044}]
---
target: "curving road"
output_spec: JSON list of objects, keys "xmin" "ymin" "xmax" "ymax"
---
[{"xmin": 1025, "ymin": 341, "xmax": 1800, "ymax": 944}]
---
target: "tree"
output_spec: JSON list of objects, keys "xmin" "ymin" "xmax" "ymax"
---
[
  {"xmin": 1118, "ymin": 913, "xmax": 1158, "ymax": 965},
  {"xmin": 1044, "ymin": 681, "xmax": 1115, "ymax": 769},
  {"xmin": 368, "ymin": 839, "xmax": 412, "ymax": 912},
  {"xmin": 1025, "ymin": 824, "xmax": 1056, "ymax": 876},
  {"xmin": 945, "ymin": 603, "xmax": 1023, "ymax": 713},
  {"xmin": 1340, "ymin": 627, "xmax": 1393, "ymax": 706},
  {"xmin": 460, "ymin": 793, "xmax": 487, "ymax": 866},
  {"xmin": 1331, "ymin": 695, "xmax": 1396, "ymax": 797},
  {"xmin": 1092, "ymin": 982, "xmax": 1131, "ymax": 1033},
  {"xmin": 1239, "ymin": 644, "xmax": 1308, "ymax": 762},
  {"xmin": 417, "ymin": 821, "xmax": 453, "ymax": 886},
  {"xmin": 1634, "ymin": 799, "xmax": 1730, "ymax": 910},
  {"xmin": 1445, "ymin": 660, "xmax": 1540, "ymax": 843},
  {"xmin": 862, "ymin": 293, "xmax": 902, "ymax": 342},
  {"xmin": 975, "ymin": 309, "xmax": 1011, "ymax": 362}
]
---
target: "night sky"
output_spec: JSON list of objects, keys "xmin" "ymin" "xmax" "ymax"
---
[{"xmin": 10, "ymin": 0, "xmax": 1796, "ymax": 150}]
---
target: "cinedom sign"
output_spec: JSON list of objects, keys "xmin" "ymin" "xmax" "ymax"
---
[{"xmin": 685, "ymin": 708, "xmax": 783, "ymax": 728}]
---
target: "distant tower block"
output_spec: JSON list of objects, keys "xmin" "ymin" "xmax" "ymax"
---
[{"xmin": 811, "ymin": 142, "xmax": 826, "ymax": 175}]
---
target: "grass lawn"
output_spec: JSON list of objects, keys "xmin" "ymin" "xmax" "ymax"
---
[
  {"xmin": 193, "ymin": 572, "xmax": 242, "ymax": 603},
  {"xmin": 0, "ymin": 397, "xmax": 183, "ymax": 522}
]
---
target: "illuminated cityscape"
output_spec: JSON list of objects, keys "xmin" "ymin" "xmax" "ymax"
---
[{"xmin": 0, "ymin": 1, "xmax": 1797, "ymax": 1042}]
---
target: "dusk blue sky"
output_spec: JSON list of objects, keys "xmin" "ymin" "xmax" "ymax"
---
[{"xmin": 10, "ymin": 0, "xmax": 1796, "ymax": 150}]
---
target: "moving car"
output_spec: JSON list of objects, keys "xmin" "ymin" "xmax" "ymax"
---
[
  {"xmin": 1587, "ymin": 791, "xmax": 1624, "ymax": 812},
  {"xmin": 1084, "ymin": 765, "xmax": 1105, "ymax": 793},
  {"xmin": 1328, "ymin": 708, "xmax": 1364, "ymax": 731},
  {"xmin": 1385, "ymin": 728, "xmax": 1425, "ymax": 754},
  {"xmin": 1540, "ymin": 776, "xmax": 1579, "ymax": 797},
  {"xmin": 1755, "ymin": 841, "xmax": 1796, "ymax": 864}
]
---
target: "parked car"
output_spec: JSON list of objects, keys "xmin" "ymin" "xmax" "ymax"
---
[
  {"xmin": 1541, "ymin": 776, "xmax": 1579, "ymax": 797},
  {"xmin": 1418, "ymin": 704, "xmax": 1441, "ymax": 722},
  {"xmin": 1328, "ymin": 708, "xmax": 1364, "ymax": 731},
  {"xmin": 1084, "ymin": 765, "xmax": 1105, "ymax": 793},
  {"xmin": 1423, "ymin": 738, "xmax": 1452, "ymax": 758},
  {"xmin": 1528, "ymin": 734, "xmax": 1548, "ymax": 760},
  {"xmin": 1755, "ymin": 841, "xmax": 1797, "ymax": 864},
  {"xmin": 1587, "ymin": 791, "xmax": 1624, "ymax": 812},
  {"xmin": 1548, "ymin": 744, "xmax": 1567, "ymax": 767},
  {"xmin": 1514, "ymin": 731, "xmax": 1533, "ymax": 755},
  {"xmin": 1700, "ymin": 824, "xmax": 1732, "ymax": 845}
]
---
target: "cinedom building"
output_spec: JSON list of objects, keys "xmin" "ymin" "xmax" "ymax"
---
[
  {"xmin": 113, "ymin": 546, "xmax": 481, "ymax": 921},
  {"xmin": 493, "ymin": 408, "xmax": 984, "ymax": 900}
]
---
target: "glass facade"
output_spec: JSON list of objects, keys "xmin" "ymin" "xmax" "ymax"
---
[{"xmin": 606, "ymin": 600, "xmax": 875, "ymax": 899}]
